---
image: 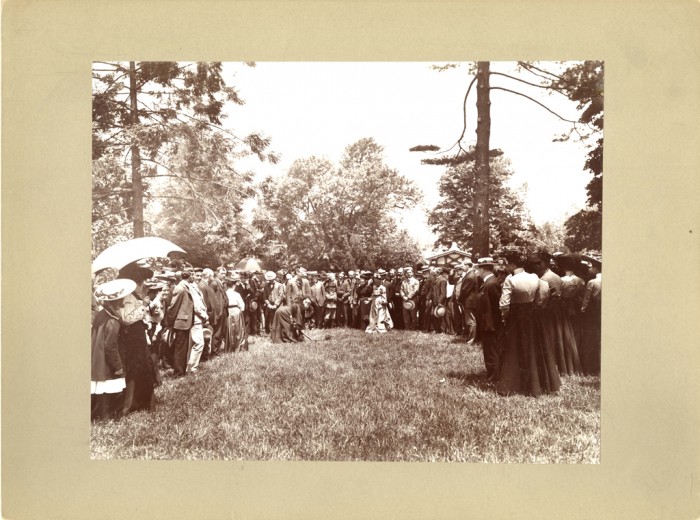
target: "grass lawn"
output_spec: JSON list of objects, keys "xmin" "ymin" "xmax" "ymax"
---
[{"xmin": 91, "ymin": 328, "xmax": 600, "ymax": 463}]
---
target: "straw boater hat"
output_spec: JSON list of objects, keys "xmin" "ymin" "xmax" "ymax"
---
[
  {"xmin": 432, "ymin": 304, "xmax": 446, "ymax": 318},
  {"xmin": 402, "ymin": 300, "xmax": 415, "ymax": 310},
  {"xmin": 94, "ymin": 279, "xmax": 137, "ymax": 302},
  {"xmin": 476, "ymin": 257, "xmax": 496, "ymax": 268},
  {"xmin": 264, "ymin": 271, "xmax": 277, "ymax": 281}
]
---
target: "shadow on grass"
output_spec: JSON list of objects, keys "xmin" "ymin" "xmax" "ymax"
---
[{"xmin": 445, "ymin": 370, "xmax": 494, "ymax": 391}]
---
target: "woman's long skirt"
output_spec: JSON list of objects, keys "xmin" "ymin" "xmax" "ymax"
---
[
  {"xmin": 497, "ymin": 303, "xmax": 561, "ymax": 397},
  {"xmin": 118, "ymin": 321, "xmax": 156, "ymax": 414},
  {"xmin": 366, "ymin": 300, "xmax": 392, "ymax": 333},
  {"xmin": 90, "ymin": 378, "xmax": 126, "ymax": 421},
  {"xmin": 227, "ymin": 308, "xmax": 249, "ymax": 352},
  {"xmin": 579, "ymin": 300, "xmax": 601, "ymax": 375},
  {"xmin": 542, "ymin": 298, "xmax": 582, "ymax": 376}
]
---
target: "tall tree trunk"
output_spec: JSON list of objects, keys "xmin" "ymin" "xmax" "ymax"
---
[
  {"xmin": 473, "ymin": 61, "xmax": 491, "ymax": 259},
  {"xmin": 129, "ymin": 61, "xmax": 145, "ymax": 238}
]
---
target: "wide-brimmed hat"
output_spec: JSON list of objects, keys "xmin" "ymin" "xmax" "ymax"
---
[
  {"xmin": 555, "ymin": 253, "xmax": 578, "ymax": 270},
  {"xmin": 118, "ymin": 262, "xmax": 154, "ymax": 283},
  {"xmin": 155, "ymin": 271, "xmax": 177, "ymax": 283},
  {"xmin": 402, "ymin": 300, "xmax": 416, "ymax": 310},
  {"xmin": 581, "ymin": 253, "xmax": 602, "ymax": 269},
  {"xmin": 264, "ymin": 271, "xmax": 277, "ymax": 281},
  {"xmin": 432, "ymin": 304, "xmax": 446, "ymax": 318},
  {"xmin": 476, "ymin": 257, "xmax": 496, "ymax": 268},
  {"xmin": 94, "ymin": 278, "xmax": 137, "ymax": 302}
]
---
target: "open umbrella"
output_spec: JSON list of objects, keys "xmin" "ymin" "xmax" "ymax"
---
[
  {"xmin": 235, "ymin": 257, "xmax": 264, "ymax": 273},
  {"xmin": 92, "ymin": 236, "xmax": 186, "ymax": 274}
]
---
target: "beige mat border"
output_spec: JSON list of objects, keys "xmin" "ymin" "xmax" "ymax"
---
[{"xmin": 2, "ymin": 1, "xmax": 699, "ymax": 519}]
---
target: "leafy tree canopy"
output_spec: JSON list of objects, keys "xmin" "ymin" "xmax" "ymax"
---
[
  {"xmin": 92, "ymin": 61, "xmax": 277, "ymax": 259},
  {"xmin": 253, "ymin": 138, "xmax": 422, "ymax": 270}
]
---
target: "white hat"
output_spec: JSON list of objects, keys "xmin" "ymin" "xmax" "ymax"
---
[
  {"xmin": 94, "ymin": 279, "xmax": 137, "ymax": 302},
  {"xmin": 264, "ymin": 271, "xmax": 277, "ymax": 281}
]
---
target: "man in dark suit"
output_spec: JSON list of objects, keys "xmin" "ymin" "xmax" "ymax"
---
[
  {"xmin": 419, "ymin": 267, "xmax": 435, "ymax": 332},
  {"xmin": 475, "ymin": 258, "xmax": 503, "ymax": 381},
  {"xmin": 164, "ymin": 270, "xmax": 195, "ymax": 377},
  {"xmin": 458, "ymin": 260, "xmax": 479, "ymax": 345},
  {"xmin": 208, "ymin": 267, "xmax": 228, "ymax": 356},
  {"xmin": 196, "ymin": 268, "xmax": 217, "ymax": 361},
  {"xmin": 431, "ymin": 267, "xmax": 448, "ymax": 333}
]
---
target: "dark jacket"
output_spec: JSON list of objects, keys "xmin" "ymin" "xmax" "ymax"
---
[
  {"xmin": 432, "ymin": 275, "xmax": 448, "ymax": 306},
  {"xmin": 459, "ymin": 269, "xmax": 480, "ymax": 309},
  {"xmin": 198, "ymin": 280, "xmax": 217, "ymax": 324},
  {"xmin": 165, "ymin": 281, "xmax": 194, "ymax": 330},
  {"xmin": 477, "ymin": 274, "xmax": 502, "ymax": 332},
  {"xmin": 91, "ymin": 307, "xmax": 124, "ymax": 381}
]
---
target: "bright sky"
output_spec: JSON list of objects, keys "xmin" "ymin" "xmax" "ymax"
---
[{"xmin": 223, "ymin": 62, "xmax": 594, "ymax": 249}]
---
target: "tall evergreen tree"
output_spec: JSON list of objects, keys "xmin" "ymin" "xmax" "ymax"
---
[{"xmin": 91, "ymin": 61, "xmax": 276, "ymax": 255}]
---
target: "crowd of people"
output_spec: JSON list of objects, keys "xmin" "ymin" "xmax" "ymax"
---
[{"xmin": 90, "ymin": 250, "xmax": 602, "ymax": 421}]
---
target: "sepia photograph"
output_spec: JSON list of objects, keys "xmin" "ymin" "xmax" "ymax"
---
[
  {"xmin": 91, "ymin": 61, "xmax": 603, "ymax": 462},
  {"xmin": 4, "ymin": 0, "xmax": 700, "ymax": 518}
]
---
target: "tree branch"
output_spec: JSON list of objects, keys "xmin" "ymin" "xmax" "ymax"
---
[
  {"xmin": 93, "ymin": 205, "xmax": 133, "ymax": 221},
  {"xmin": 140, "ymin": 158, "xmax": 250, "ymax": 198},
  {"xmin": 490, "ymin": 71, "xmax": 567, "ymax": 96},
  {"xmin": 517, "ymin": 61, "xmax": 565, "ymax": 82},
  {"xmin": 489, "ymin": 86, "xmax": 580, "ymax": 125},
  {"xmin": 455, "ymin": 75, "xmax": 479, "ymax": 155},
  {"xmin": 92, "ymin": 188, "xmax": 133, "ymax": 201}
]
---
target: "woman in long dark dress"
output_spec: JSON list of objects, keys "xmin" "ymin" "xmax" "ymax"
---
[
  {"xmin": 579, "ymin": 258, "xmax": 602, "ymax": 375},
  {"xmin": 529, "ymin": 252, "xmax": 582, "ymax": 376},
  {"xmin": 557, "ymin": 254, "xmax": 587, "ymax": 351},
  {"xmin": 91, "ymin": 279, "xmax": 136, "ymax": 421},
  {"xmin": 116, "ymin": 262, "xmax": 157, "ymax": 414},
  {"xmin": 496, "ymin": 251, "xmax": 561, "ymax": 397}
]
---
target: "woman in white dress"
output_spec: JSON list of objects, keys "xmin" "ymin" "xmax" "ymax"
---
[{"xmin": 366, "ymin": 284, "xmax": 393, "ymax": 333}]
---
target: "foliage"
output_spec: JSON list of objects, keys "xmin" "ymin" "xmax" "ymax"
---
[
  {"xmin": 551, "ymin": 60, "xmax": 604, "ymax": 208},
  {"xmin": 428, "ymin": 153, "xmax": 533, "ymax": 251},
  {"xmin": 92, "ymin": 61, "xmax": 277, "ymax": 257},
  {"xmin": 529, "ymin": 220, "xmax": 569, "ymax": 253},
  {"xmin": 91, "ymin": 328, "xmax": 600, "ymax": 462},
  {"xmin": 547, "ymin": 61, "xmax": 604, "ymax": 252},
  {"xmin": 149, "ymin": 124, "xmax": 257, "ymax": 267},
  {"xmin": 564, "ymin": 207, "xmax": 602, "ymax": 252},
  {"xmin": 253, "ymin": 138, "xmax": 423, "ymax": 270},
  {"xmin": 91, "ymin": 150, "xmax": 136, "ymax": 256}
]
